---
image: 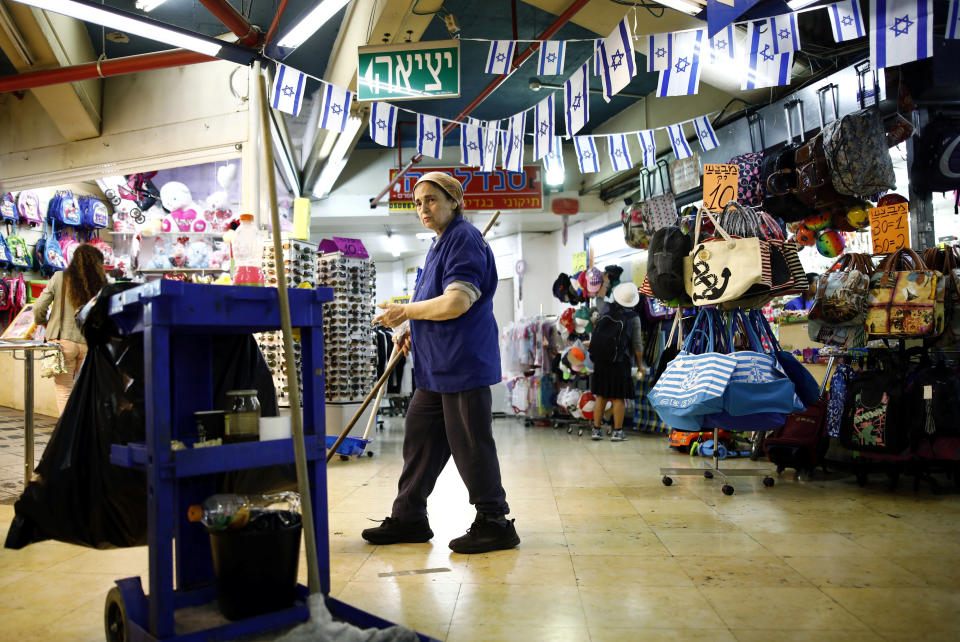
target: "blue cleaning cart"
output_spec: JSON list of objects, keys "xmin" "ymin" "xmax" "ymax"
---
[{"xmin": 105, "ymin": 281, "xmax": 431, "ymax": 640}]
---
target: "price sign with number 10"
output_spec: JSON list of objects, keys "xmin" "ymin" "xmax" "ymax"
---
[{"xmin": 702, "ymin": 164, "xmax": 739, "ymax": 212}]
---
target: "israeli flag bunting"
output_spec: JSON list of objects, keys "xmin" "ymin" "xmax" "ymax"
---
[
  {"xmin": 543, "ymin": 137, "xmax": 564, "ymax": 177},
  {"xmin": 573, "ymin": 136, "xmax": 600, "ymax": 173},
  {"xmin": 607, "ymin": 134, "xmax": 633, "ymax": 172},
  {"xmin": 533, "ymin": 95, "xmax": 555, "ymax": 160},
  {"xmin": 667, "ymin": 123, "xmax": 693, "ymax": 160},
  {"xmin": 656, "ymin": 29, "xmax": 704, "ymax": 97},
  {"xmin": 538, "ymin": 40, "xmax": 565, "ymax": 75},
  {"xmin": 417, "ymin": 114, "xmax": 444, "ymax": 159},
  {"xmin": 770, "ymin": 13, "xmax": 800, "ymax": 54},
  {"xmin": 869, "ymin": 0, "xmax": 933, "ymax": 69},
  {"xmin": 319, "ymin": 83, "xmax": 354, "ymax": 132},
  {"xmin": 637, "ymin": 130, "xmax": 657, "ymax": 167},
  {"xmin": 486, "ymin": 40, "xmax": 516, "ymax": 74},
  {"xmin": 593, "ymin": 40, "xmax": 602, "ymax": 75},
  {"xmin": 692, "ymin": 116, "xmax": 719, "ymax": 152},
  {"xmin": 598, "ymin": 17, "xmax": 636, "ymax": 102},
  {"xmin": 460, "ymin": 122, "xmax": 485, "ymax": 168},
  {"xmin": 564, "ymin": 62, "xmax": 590, "ymax": 137},
  {"xmin": 271, "ymin": 64, "xmax": 306, "ymax": 116},
  {"xmin": 502, "ymin": 112, "xmax": 526, "ymax": 173},
  {"xmin": 709, "ymin": 24, "xmax": 736, "ymax": 65},
  {"xmin": 829, "ymin": 1, "xmax": 867, "ymax": 42},
  {"xmin": 949, "ymin": 0, "xmax": 960, "ymax": 39},
  {"xmin": 742, "ymin": 20, "xmax": 793, "ymax": 90},
  {"xmin": 477, "ymin": 119, "xmax": 500, "ymax": 173},
  {"xmin": 646, "ymin": 33, "xmax": 673, "ymax": 72},
  {"xmin": 368, "ymin": 102, "xmax": 397, "ymax": 147}
]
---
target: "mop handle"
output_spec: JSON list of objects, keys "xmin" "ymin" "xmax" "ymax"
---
[{"xmin": 361, "ymin": 345, "xmax": 396, "ymax": 441}]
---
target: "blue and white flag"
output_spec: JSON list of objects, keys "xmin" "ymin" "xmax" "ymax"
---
[
  {"xmin": 667, "ymin": 123, "xmax": 693, "ymax": 160},
  {"xmin": 656, "ymin": 29, "xmax": 704, "ymax": 97},
  {"xmin": 692, "ymin": 115, "xmax": 719, "ymax": 152},
  {"xmin": 573, "ymin": 136, "xmax": 600, "ymax": 173},
  {"xmin": 709, "ymin": 24, "xmax": 736, "ymax": 65},
  {"xmin": 532, "ymin": 95, "xmax": 555, "ymax": 160},
  {"xmin": 368, "ymin": 102, "xmax": 397, "ymax": 147},
  {"xmin": 646, "ymin": 33, "xmax": 673, "ymax": 72},
  {"xmin": 271, "ymin": 64, "xmax": 306, "ymax": 116},
  {"xmin": 543, "ymin": 137, "xmax": 565, "ymax": 182},
  {"xmin": 319, "ymin": 82, "xmax": 354, "ymax": 132},
  {"xmin": 538, "ymin": 40, "xmax": 565, "ymax": 75},
  {"xmin": 607, "ymin": 134, "xmax": 633, "ymax": 172},
  {"xmin": 870, "ymin": 0, "xmax": 934, "ymax": 69},
  {"xmin": 460, "ymin": 122, "xmax": 485, "ymax": 168},
  {"xmin": 502, "ymin": 112, "xmax": 526, "ymax": 173},
  {"xmin": 770, "ymin": 13, "xmax": 800, "ymax": 54},
  {"xmin": 486, "ymin": 40, "xmax": 516, "ymax": 74},
  {"xmin": 593, "ymin": 39, "xmax": 602, "ymax": 75},
  {"xmin": 637, "ymin": 130, "xmax": 657, "ymax": 167},
  {"xmin": 946, "ymin": 0, "xmax": 960, "ymax": 39},
  {"xmin": 564, "ymin": 62, "xmax": 590, "ymax": 137},
  {"xmin": 598, "ymin": 17, "xmax": 636, "ymax": 102},
  {"xmin": 475, "ymin": 118, "xmax": 500, "ymax": 173},
  {"xmin": 742, "ymin": 21, "xmax": 793, "ymax": 90},
  {"xmin": 829, "ymin": 1, "xmax": 866, "ymax": 42},
  {"xmin": 417, "ymin": 114, "xmax": 444, "ymax": 159}
]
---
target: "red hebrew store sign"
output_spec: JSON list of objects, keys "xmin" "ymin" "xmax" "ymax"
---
[{"xmin": 389, "ymin": 166, "xmax": 543, "ymax": 212}]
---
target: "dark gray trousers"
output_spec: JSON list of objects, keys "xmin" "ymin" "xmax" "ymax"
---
[{"xmin": 391, "ymin": 386, "xmax": 510, "ymax": 522}]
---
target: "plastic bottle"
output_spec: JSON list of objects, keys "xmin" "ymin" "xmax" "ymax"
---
[
  {"xmin": 231, "ymin": 213, "xmax": 264, "ymax": 285},
  {"xmin": 187, "ymin": 492, "xmax": 301, "ymax": 531}
]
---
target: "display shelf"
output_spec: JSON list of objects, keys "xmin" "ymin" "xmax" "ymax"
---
[{"xmin": 138, "ymin": 268, "xmax": 229, "ymax": 274}]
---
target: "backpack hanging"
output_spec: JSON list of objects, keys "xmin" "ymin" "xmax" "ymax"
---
[
  {"xmin": 588, "ymin": 305, "xmax": 634, "ymax": 364},
  {"xmin": 725, "ymin": 113, "xmax": 765, "ymax": 206},
  {"xmin": 48, "ymin": 190, "xmax": 82, "ymax": 227},
  {"xmin": 4, "ymin": 223, "xmax": 31, "ymax": 270},
  {"xmin": 840, "ymin": 355, "xmax": 908, "ymax": 454},
  {"xmin": 0, "ymin": 193, "xmax": 17, "ymax": 223},
  {"xmin": 80, "ymin": 196, "xmax": 110, "ymax": 229},
  {"xmin": 17, "ymin": 190, "xmax": 43, "ymax": 226},
  {"xmin": 36, "ymin": 219, "xmax": 67, "ymax": 276}
]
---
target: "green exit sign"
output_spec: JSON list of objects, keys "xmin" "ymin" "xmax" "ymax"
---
[{"xmin": 357, "ymin": 40, "xmax": 460, "ymax": 102}]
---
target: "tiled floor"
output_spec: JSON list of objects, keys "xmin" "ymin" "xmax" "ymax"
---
[{"xmin": 1, "ymin": 404, "xmax": 960, "ymax": 641}]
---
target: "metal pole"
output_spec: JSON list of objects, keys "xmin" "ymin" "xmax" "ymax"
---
[
  {"xmin": 258, "ymin": 73, "xmax": 322, "ymax": 595},
  {"xmin": 198, "ymin": 0, "xmax": 263, "ymax": 46},
  {"xmin": 23, "ymin": 351, "xmax": 34, "ymax": 487}
]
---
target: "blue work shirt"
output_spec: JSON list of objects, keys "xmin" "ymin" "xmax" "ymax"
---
[{"xmin": 410, "ymin": 215, "xmax": 501, "ymax": 393}]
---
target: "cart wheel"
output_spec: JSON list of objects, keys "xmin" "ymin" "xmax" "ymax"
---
[
  {"xmin": 567, "ymin": 426, "xmax": 573, "ymax": 434},
  {"xmin": 763, "ymin": 477, "xmax": 775, "ymax": 488},
  {"xmin": 366, "ymin": 451, "xmax": 374, "ymax": 458},
  {"xmin": 131, "ymin": 208, "xmax": 145, "ymax": 224},
  {"xmin": 662, "ymin": 476, "xmax": 673, "ymax": 486},
  {"xmin": 104, "ymin": 587, "xmax": 128, "ymax": 642},
  {"xmin": 339, "ymin": 455, "xmax": 349, "ymax": 462},
  {"xmin": 721, "ymin": 484, "xmax": 734, "ymax": 496},
  {"xmin": 577, "ymin": 428, "xmax": 583, "ymax": 437},
  {"xmin": 704, "ymin": 471, "xmax": 714, "ymax": 479}
]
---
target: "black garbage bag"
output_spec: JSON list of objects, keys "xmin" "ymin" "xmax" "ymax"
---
[{"xmin": 5, "ymin": 284, "xmax": 281, "ymax": 550}]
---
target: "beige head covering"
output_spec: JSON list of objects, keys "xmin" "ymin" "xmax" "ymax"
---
[{"xmin": 414, "ymin": 171, "xmax": 464, "ymax": 205}]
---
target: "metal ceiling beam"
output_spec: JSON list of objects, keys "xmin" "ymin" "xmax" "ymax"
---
[
  {"xmin": 198, "ymin": 0, "xmax": 262, "ymax": 47},
  {"xmin": 263, "ymin": 0, "xmax": 290, "ymax": 47},
  {"xmin": 368, "ymin": 0, "xmax": 593, "ymax": 208}
]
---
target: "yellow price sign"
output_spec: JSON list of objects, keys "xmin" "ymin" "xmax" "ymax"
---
[
  {"xmin": 702, "ymin": 164, "xmax": 738, "ymax": 212},
  {"xmin": 572, "ymin": 251, "xmax": 587, "ymax": 273},
  {"xmin": 868, "ymin": 202, "xmax": 909, "ymax": 255}
]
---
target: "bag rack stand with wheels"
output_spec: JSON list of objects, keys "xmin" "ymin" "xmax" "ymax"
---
[{"xmin": 660, "ymin": 437, "xmax": 776, "ymax": 495}]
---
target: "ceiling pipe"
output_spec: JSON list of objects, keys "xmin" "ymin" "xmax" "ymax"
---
[
  {"xmin": 264, "ymin": 0, "xmax": 290, "ymax": 47},
  {"xmin": 198, "ymin": 0, "xmax": 262, "ymax": 47},
  {"xmin": 0, "ymin": 48, "xmax": 216, "ymax": 93},
  {"xmin": 369, "ymin": 0, "xmax": 592, "ymax": 208}
]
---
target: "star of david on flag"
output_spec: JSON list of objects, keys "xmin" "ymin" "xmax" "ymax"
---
[
  {"xmin": 473, "ymin": 118, "xmax": 500, "ymax": 173},
  {"xmin": 538, "ymin": 40, "xmax": 566, "ymax": 76},
  {"xmin": 742, "ymin": 20, "xmax": 793, "ymax": 90},
  {"xmin": 368, "ymin": 102, "xmax": 397, "ymax": 147},
  {"xmin": 564, "ymin": 62, "xmax": 590, "ymax": 137},
  {"xmin": 869, "ymin": 0, "xmax": 933, "ymax": 69},
  {"xmin": 460, "ymin": 122, "xmax": 485, "ymax": 168},
  {"xmin": 692, "ymin": 115, "xmax": 719, "ymax": 152},
  {"xmin": 486, "ymin": 40, "xmax": 516, "ymax": 75},
  {"xmin": 829, "ymin": 1, "xmax": 866, "ymax": 42},
  {"xmin": 598, "ymin": 17, "xmax": 636, "ymax": 102},
  {"xmin": 646, "ymin": 33, "xmax": 673, "ymax": 72},
  {"xmin": 606, "ymin": 134, "xmax": 633, "ymax": 172},
  {"xmin": 573, "ymin": 136, "xmax": 600, "ymax": 173},
  {"xmin": 656, "ymin": 29, "xmax": 704, "ymax": 97},
  {"xmin": 532, "ymin": 95, "xmax": 555, "ymax": 161},
  {"xmin": 770, "ymin": 13, "xmax": 800, "ymax": 54},
  {"xmin": 947, "ymin": 0, "xmax": 960, "ymax": 39},
  {"xmin": 417, "ymin": 114, "xmax": 444, "ymax": 159},
  {"xmin": 667, "ymin": 123, "xmax": 693, "ymax": 160},
  {"xmin": 637, "ymin": 130, "xmax": 657, "ymax": 167},
  {"xmin": 502, "ymin": 112, "xmax": 526, "ymax": 173},
  {"xmin": 709, "ymin": 25, "xmax": 736, "ymax": 66},
  {"xmin": 543, "ymin": 136, "xmax": 565, "ymax": 181},
  {"xmin": 271, "ymin": 64, "xmax": 306, "ymax": 116},
  {"xmin": 319, "ymin": 82, "xmax": 354, "ymax": 133}
]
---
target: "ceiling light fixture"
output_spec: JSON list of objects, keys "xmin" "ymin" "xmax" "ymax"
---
[
  {"xmin": 545, "ymin": 164, "xmax": 565, "ymax": 187},
  {"xmin": 655, "ymin": 0, "xmax": 702, "ymax": 16},
  {"xmin": 415, "ymin": 232, "xmax": 434, "ymax": 240},
  {"xmin": 385, "ymin": 228, "xmax": 402, "ymax": 257},
  {"xmin": 276, "ymin": 0, "xmax": 351, "ymax": 50},
  {"xmin": 313, "ymin": 115, "xmax": 363, "ymax": 198},
  {"xmin": 134, "ymin": 0, "xmax": 169, "ymax": 12},
  {"xmin": 786, "ymin": 0, "xmax": 820, "ymax": 9},
  {"xmin": 529, "ymin": 77, "xmax": 646, "ymax": 100}
]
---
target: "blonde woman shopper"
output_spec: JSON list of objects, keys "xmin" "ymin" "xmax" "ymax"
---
[{"xmin": 33, "ymin": 244, "xmax": 107, "ymax": 414}]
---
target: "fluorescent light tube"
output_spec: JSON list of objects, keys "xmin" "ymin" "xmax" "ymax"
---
[
  {"xmin": 656, "ymin": 0, "xmax": 702, "ymax": 16},
  {"xmin": 545, "ymin": 165, "xmax": 565, "ymax": 187},
  {"xmin": 277, "ymin": 0, "xmax": 350, "ymax": 49},
  {"xmin": 787, "ymin": 0, "xmax": 820, "ymax": 9},
  {"xmin": 135, "ymin": 0, "xmax": 169, "ymax": 11}
]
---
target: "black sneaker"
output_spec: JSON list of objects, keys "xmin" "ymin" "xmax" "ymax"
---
[
  {"xmin": 361, "ymin": 517, "xmax": 433, "ymax": 545},
  {"xmin": 448, "ymin": 514, "xmax": 520, "ymax": 554}
]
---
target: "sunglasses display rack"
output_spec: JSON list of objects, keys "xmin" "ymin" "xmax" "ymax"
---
[
  {"xmin": 256, "ymin": 239, "xmax": 319, "ymax": 406},
  {"xmin": 317, "ymin": 251, "xmax": 377, "ymax": 403}
]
